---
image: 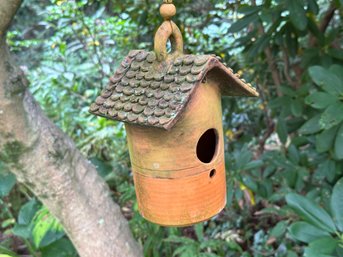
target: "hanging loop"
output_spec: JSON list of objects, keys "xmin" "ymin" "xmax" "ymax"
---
[
  {"xmin": 154, "ymin": 21, "xmax": 183, "ymax": 61},
  {"xmin": 154, "ymin": 1, "xmax": 183, "ymax": 61}
]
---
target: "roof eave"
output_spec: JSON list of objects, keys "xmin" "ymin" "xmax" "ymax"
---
[{"xmin": 206, "ymin": 58, "xmax": 259, "ymax": 97}]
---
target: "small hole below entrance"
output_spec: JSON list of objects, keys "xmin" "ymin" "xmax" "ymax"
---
[{"xmin": 209, "ymin": 169, "xmax": 216, "ymax": 178}]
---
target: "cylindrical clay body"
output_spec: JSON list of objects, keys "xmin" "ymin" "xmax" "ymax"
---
[{"xmin": 125, "ymin": 80, "xmax": 226, "ymax": 226}]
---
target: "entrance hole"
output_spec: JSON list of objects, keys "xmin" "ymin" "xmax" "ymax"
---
[{"xmin": 196, "ymin": 128, "xmax": 218, "ymax": 163}]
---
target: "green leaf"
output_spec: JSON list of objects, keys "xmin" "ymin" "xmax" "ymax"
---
[
  {"xmin": 289, "ymin": 222, "xmax": 330, "ymax": 243},
  {"xmin": 309, "ymin": 66, "xmax": 343, "ymax": 95},
  {"xmin": 281, "ymin": 86, "xmax": 297, "ymax": 97},
  {"xmin": 12, "ymin": 224, "xmax": 31, "ymax": 239},
  {"xmin": 316, "ymin": 125, "xmax": 339, "ymax": 153},
  {"xmin": 226, "ymin": 240, "xmax": 243, "ymax": 252},
  {"xmin": 0, "ymin": 246, "xmax": 19, "ymax": 257},
  {"xmin": 304, "ymin": 237, "xmax": 338, "ymax": 256},
  {"xmin": 331, "ymin": 178, "xmax": 343, "ymax": 232},
  {"xmin": 1, "ymin": 218, "xmax": 15, "ymax": 229},
  {"xmin": 0, "ymin": 172, "xmax": 16, "ymax": 197},
  {"xmin": 200, "ymin": 239, "xmax": 223, "ymax": 250},
  {"xmin": 308, "ymin": 17, "xmax": 324, "ymax": 44},
  {"xmin": 202, "ymin": 253, "xmax": 222, "ymax": 257},
  {"xmin": 194, "ymin": 223, "xmax": 204, "ymax": 241},
  {"xmin": 32, "ymin": 207, "xmax": 64, "ymax": 248},
  {"xmin": 277, "ymin": 116, "xmax": 288, "ymax": 144},
  {"xmin": 291, "ymin": 99, "xmax": 303, "ymax": 117},
  {"xmin": 286, "ymin": 193, "xmax": 336, "ymax": 233},
  {"xmin": 315, "ymin": 159, "xmax": 337, "ymax": 183},
  {"xmin": 288, "ymin": 0, "xmax": 308, "ymax": 31},
  {"xmin": 287, "ymin": 251, "xmax": 298, "ymax": 257},
  {"xmin": 18, "ymin": 199, "xmax": 40, "ymax": 225},
  {"xmin": 299, "ymin": 114, "xmax": 322, "ymax": 135},
  {"xmin": 330, "ymin": 64, "xmax": 343, "ymax": 83},
  {"xmin": 243, "ymin": 160, "xmax": 264, "ymax": 170},
  {"xmin": 285, "ymin": 24, "xmax": 299, "ymax": 57},
  {"xmin": 328, "ymin": 49, "xmax": 343, "ymax": 60},
  {"xmin": 228, "ymin": 13, "xmax": 259, "ymax": 33},
  {"xmin": 305, "ymin": 91, "xmax": 338, "ymax": 109},
  {"xmin": 337, "ymin": 245, "xmax": 343, "ymax": 257},
  {"xmin": 288, "ymin": 144, "xmax": 300, "ymax": 164},
  {"xmin": 237, "ymin": 5, "xmax": 263, "ymax": 15},
  {"xmin": 304, "ymin": 249, "xmax": 335, "ymax": 257},
  {"xmin": 90, "ymin": 157, "xmax": 112, "ymax": 178},
  {"xmin": 309, "ymin": 237, "xmax": 338, "ymax": 253},
  {"xmin": 41, "ymin": 238, "xmax": 77, "ymax": 257},
  {"xmin": 320, "ymin": 103, "xmax": 343, "ymax": 130},
  {"xmin": 247, "ymin": 34, "xmax": 271, "ymax": 58},
  {"xmin": 234, "ymin": 145, "xmax": 252, "ymax": 169},
  {"xmin": 270, "ymin": 221, "xmax": 287, "ymax": 238},
  {"xmin": 334, "ymin": 123, "xmax": 343, "ymax": 160},
  {"xmin": 227, "ymin": 179, "xmax": 235, "ymax": 207},
  {"xmin": 165, "ymin": 236, "xmax": 195, "ymax": 245},
  {"xmin": 307, "ymin": 0, "xmax": 319, "ymax": 14}
]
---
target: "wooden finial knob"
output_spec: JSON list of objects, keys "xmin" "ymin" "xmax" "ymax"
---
[{"xmin": 160, "ymin": 2, "xmax": 176, "ymax": 20}]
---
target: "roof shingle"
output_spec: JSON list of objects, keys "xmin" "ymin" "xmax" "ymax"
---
[{"xmin": 89, "ymin": 50, "xmax": 258, "ymax": 130}]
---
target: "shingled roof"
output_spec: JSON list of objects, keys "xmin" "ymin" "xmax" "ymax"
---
[{"xmin": 89, "ymin": 50, "xmax": 258, "ymax": 130}]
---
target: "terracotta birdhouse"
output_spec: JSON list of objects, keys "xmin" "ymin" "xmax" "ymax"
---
[{"xmin": 89, "ymin": 1, "xmax": 258, "ymax": 226}]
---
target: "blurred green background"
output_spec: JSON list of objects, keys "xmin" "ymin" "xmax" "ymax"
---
[{"xmin": 1, "ymin": 0, "xmax": 343, "ymax": 256}]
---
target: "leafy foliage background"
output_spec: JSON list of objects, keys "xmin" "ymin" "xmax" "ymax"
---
[{"xmin": 0, "ymin": 0, "xmax": 343, "ymax": 256}]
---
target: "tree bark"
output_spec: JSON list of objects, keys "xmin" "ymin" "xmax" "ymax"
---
[{"xmin": 0, "ymin": 2, "xmax": 142, "ymax": 257}]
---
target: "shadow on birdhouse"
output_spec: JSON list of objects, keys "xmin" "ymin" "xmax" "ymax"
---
[{"xmin": 89, "ymin": 1, "xmax": 259, "ymax": 226}]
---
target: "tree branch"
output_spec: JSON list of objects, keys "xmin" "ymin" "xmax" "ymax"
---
[
  {"xmin": 282, "ymin": 47, "xmax": 298, "ymax": 89},
  {"xmin": 255, "ymin": 78, "xmax": 275, "ymax": 156},
  {"xmin": 0, "ymin": 0, "xmax": 22, "ymax": 37},
  {"xmin": 251, "ymin": 0, "xmax": 282, "ymax": 96},
  {"xmin": 319, "ymin": 4, "xmax": 336, "ymax": 33},
  {"xmin": 264, "ymin": 47, "xmax": 282, "ymax": 96},
  {"xmin": 0, "ymin": 8, "xmax": 142, "ymax": 257},
  {"xmin": 309, "ymin": 3, "xmax": 337, "ymax": 47}
]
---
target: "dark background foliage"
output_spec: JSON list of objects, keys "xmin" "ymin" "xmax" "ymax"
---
[{"xmin": 1, "ymin": 0, "xmax": 343, "ymax": 256}]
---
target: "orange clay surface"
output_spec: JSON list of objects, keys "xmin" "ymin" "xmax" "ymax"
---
[
  {"xmin": 133, "ymin": 161, "xmax": 226, "ymax": 226},
  {"xmin": 125, "ymin": 81, "xmax": 227, "ymax": 226}
]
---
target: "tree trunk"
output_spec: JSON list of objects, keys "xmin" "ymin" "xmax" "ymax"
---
[{"xmin": 0, "ymin": 2, "xmax": 142, "ymax": 257}]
